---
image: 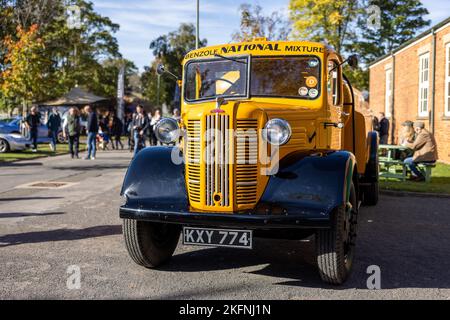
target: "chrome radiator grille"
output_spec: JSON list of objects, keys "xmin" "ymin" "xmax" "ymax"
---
[
  {"xmin": 236, "ymin": 119, "xmax": 258, "ymax": 205},
  {"xmin": 205, "ymin": 114, "xmax": 230, "ymax": 207},
  {"xmin": 186, "ymin": 120, "xmax": 201, "ymax": 203}
]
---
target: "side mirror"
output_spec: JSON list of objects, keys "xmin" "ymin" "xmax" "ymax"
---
[
  {"xmin": 156, "ymin": 63, "xmax": 180, "ymax": 81},
  {"xmin": 156, "ymin": 64, "xmax": 165, "ymax": 76},
  {"xmin": 347, "ymin": 54, "xmax": 358, "ymax": 69}
]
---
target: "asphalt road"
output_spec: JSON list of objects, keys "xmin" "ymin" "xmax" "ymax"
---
[{"xmin": 0, "ymin": 149, "xmax": 449, "ymax": 299}]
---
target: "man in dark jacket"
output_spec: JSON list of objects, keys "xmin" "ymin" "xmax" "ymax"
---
[
  {"xmin": 63, "ymin": 107, "xmax": 81, "ymax": 159},
  {"xmin": 47, "ymin": 107, "xmax": 61, "ymax": 152},
  {"xmin": 132, "ymin": 105, "xmax": 149, "ymax": 156},
  {"xmin": 111, "ymin": 116, "xmax": 124, "ymax": 150},
  {"xmin": 378, "ymin": 112, "xmax": 390, "ymax": 144},
  {"xmin": 25, "ymin": 106, "xmax": 41, "ymax": 152},
  {"xmin": 84, "ymin": 105, "xmax": 99, "ymax": 160}
]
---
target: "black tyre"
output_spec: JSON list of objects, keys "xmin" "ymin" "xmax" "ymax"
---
[
  {"xmin": 57, "ymin": 131, "xmax": 66, "ymax": 144},
  {"xmin": 316, "ymin": 183, "xmax": 357, "ymax": 285},
  {"xmin": 123, "ymin": 219, "xmax": 180, "ymax": 268},
  {"xmin": 363, "ymin": 181, "xmax": 379, "ymax": 206},
  {"xmin": 0, "ymin": 138, "xmax": 10, "ymax": 153},
  {"xmin": 362, "ymin": 131, "xmax": 379, "ymax": 206}
]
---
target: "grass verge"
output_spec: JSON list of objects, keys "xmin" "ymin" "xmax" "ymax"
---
[
  {"xmin": 0, "ymin": 143, "xmax": 87, "ymax": 163},
  {"xmin": 380, "ymin": 162, "xmax": 450, "ymax": 195}
]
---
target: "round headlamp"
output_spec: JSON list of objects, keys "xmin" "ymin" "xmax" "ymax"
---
[
  {"xmin": 262, "ymin": 118, "xmax": 291, "ymax": 146},
  {"xmin": 154, "ymin": 118, "xmax": 180, "ymax": 144}
]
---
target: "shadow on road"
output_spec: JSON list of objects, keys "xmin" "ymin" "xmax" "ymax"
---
[
  {"xmin": 0, "ymin": 162, "xmax": 43, "ymax": 167},
  {"xmin": 50, "ymin": 164, "xmax": 129, "ymax": 171},
  {"xmin": 0, "ymin": 211, "xmax": 65, "ymax": 219},
  {"xmin": 0, "ymin": 225, "xmax": 122, "ymax": 247},
  {"xmin": 158, "ymin": 197, "xmax": 450, "ymax": 291},
  {"xmin": 0, "ymin": 197, "xmax": 64, "ymax": 202},
  {"xmin": 160, "ymin": 238, "xmax": 329, "ymax": 288}
]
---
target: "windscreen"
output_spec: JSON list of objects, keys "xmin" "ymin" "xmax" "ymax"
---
[
  {"xmin": 250, "ymin": 56, "xmax": 321, "ymax": 99},
  {"xmin": 184, "ymin": 57, "xmax": 248, "ymax": 101}
]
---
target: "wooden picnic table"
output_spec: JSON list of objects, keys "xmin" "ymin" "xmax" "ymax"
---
[{"xmin": 379, "ymin": 144, "xmax": 410, "ymax": 181}]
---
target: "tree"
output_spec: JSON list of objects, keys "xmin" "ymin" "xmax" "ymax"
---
[
  {"xmin": 0, "ymin": 0, "xmax": 122, "ymax": 110},
  {"xmin": 289, "ymin": 0, "xmax": 360, "ymax": 54},
  {"xmin": 356, "ymin": 0, "xmax": 430, "ymax": 64},
  {"xmin": 141, "ymin": 62, "xmax": 168, "ymax": 107},
  {"xmin": 91, "ymin": 58, "xmax": 137, "ymax": 98},
  {"xmin": 0, "ymin": 24, "xmax": 51, "ymax": 112},
  {"xmin": 146, "ymin": 23, "xmax": 207, "ymax": 107},
  {"xmin": 231, "ymin": 4, "xmax": 291, "ymax": 42},
  {"xmin": 40, "ymin": 0, "xmax": 121, "ymax": 98}
]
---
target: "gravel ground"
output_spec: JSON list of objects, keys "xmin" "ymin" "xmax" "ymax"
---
[{"xmin": 0, "ymin": 150, "xmax": 449, "ymax": 299}]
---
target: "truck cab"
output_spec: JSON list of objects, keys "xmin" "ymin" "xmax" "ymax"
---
[{"xmin": 120, "ymin": 39, "xmax": 379, "ymax": 285}]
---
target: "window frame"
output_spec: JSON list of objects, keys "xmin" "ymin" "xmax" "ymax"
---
[
  {"xmin": 249, "ymin": 55, "xmax": 322, "ymax": 100},
  {"xmin": 445, "ymin": 43, "xmax": 450, "ymax": 117},
  {"xmin": 183, "ymin": 55, "xmax": 251, "ymax": 104},
  {"xmin": 385, "ymin": 68, "xmax": 393, "ymax": 118},
  {"xmin": 182, "ymin": 54, "xmax": 323, "ymax": 104},
  {"xmin": 418, "ymin": 52, "xmax": 430, "ymax": 118},
  {"xmin": 327, "ymin": 59, "xmax": 342, "ymax": 106}
]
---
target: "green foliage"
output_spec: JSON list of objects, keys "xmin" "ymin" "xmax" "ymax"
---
[
  {"xmin": 0, "ymin": 0, "xmax": 123, "ymax": 111},
  {"xmin": 141, "ymin": 62, "xmax": 168, "ymax": 107},
  {"xmin": 289, "ymin": 0, "xmax": 360, "ymax": 54},
  {"xmin": 344, "ymin": 65, "xmax": 369, "ymax": 91},
  {"xmin": 232, "ymin": 4, "xmax": 291, "ymax": 42},
  {"xmin": 145, "ymin": 23, "xmax": 207, "ymax": 107},
  {"xmin": 356, "ymin": 0, "xmax": 431, "ymax": 64},
  {"xmin": 0, "ymin": 24, "xmax": 51, "ymax": 107},
  {"xmin": 288, "ymin": 0, "xmax": 431, "ymax": 90},
  {"xmin": 380, "ymin": 163, "xmax": 450, "ymax": 195}
]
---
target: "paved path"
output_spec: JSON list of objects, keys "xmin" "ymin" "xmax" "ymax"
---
[{"xmin": 0, "ymin": 150, "xmax": 449, "ymax": 299}]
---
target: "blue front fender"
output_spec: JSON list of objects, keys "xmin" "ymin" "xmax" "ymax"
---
[
  {"xmin": 121, "ymin": 146, "xmax": 189, "ymax": 211},
  {"xmin": 255, "ymin": 151, "xmax": 356, "ymax": 221}
]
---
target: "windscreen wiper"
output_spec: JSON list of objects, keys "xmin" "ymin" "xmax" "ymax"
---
[{"xmin": 214, "ymin": 54, "xmax": 248, "ymax": 64}]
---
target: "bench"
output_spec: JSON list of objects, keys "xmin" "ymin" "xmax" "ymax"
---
[
  {"xmin": 379, "ymin": 159, "xmax": 407, "ymax": 181},
  {"xmin": 417, "ymin": 163, "xmax": 436, "ymax": 183}
]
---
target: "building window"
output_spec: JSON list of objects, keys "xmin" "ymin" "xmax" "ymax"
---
[
  {"xmin": 385, "ymin": 69, "xmax": 393, "ymax": 118},
  {"xmin": 445, "ymin": 43, "xmax": 450, "ymax": 117},
  {"xmin": 418, "ymin": 52, "xmax": 430, "ymax": 117}
]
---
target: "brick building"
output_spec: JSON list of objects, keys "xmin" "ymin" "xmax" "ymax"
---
[{"xmin": 369, "ymin": 17, "xmax": 450, "ymax": 163}]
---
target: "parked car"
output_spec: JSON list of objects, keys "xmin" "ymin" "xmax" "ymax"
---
[
  {"xmin": 0, "ymin": 133, "xmax": 30, "ymax": 153},
  {"xmin": 0, "ymin": 116, "xmax": 65, "ymax": 144}
]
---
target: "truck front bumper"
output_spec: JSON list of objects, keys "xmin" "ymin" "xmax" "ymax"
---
[{"xmin": 119, "ymin": 206, "xmax": 331, "ymax": 230}]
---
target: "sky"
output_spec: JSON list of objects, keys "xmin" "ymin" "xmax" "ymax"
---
[{"xmin": 91, "ymin": 0, "xmax": 450, "ymax": 72}]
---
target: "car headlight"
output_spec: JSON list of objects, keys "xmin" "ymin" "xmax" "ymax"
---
[
  {"xmin": 154, "ymin": 118, "xmax": 180, "ymax": 144},
  {"xmin": 262, "ymin": 118, "xmax": 291, "ymax": 146}
]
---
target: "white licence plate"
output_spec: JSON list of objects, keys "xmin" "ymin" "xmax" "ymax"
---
[{"xmin": 182, "ymin": 227, "xmax": 253, "ymax": 249}]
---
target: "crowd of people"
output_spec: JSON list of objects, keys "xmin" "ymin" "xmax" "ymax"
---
[{"xmin": 23, "ymin": 104, "xmax": 181, "ymax": 159}]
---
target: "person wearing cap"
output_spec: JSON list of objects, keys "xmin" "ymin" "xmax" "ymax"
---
[{"xmin": 403, "ymin": 122, "xmax": 438, "ymax": 182}]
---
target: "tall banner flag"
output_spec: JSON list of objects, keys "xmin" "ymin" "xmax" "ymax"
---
[{"xmin": 117, "ymin": 65, "xmax": 125, "ymax": 121}]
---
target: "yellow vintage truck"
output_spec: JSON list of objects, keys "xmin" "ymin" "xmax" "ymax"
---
[{"xmin": 120, "ymin": 39, "xmax": 379, "ymax": 285}]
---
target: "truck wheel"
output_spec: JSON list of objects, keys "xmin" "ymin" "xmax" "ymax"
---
[
  {"xmin": 316, "ymin": 183, "xmax": 357, "ymax": 285},
  {"xmin": 123, "ymin": 219, "xmax": 180, "ymax": 268},
  {"xmin": 363, "ymin": 181, "xmax": 379, "ymax": 206}
]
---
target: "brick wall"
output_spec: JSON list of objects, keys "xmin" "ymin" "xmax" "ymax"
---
[{"xmin": 369, "ymin": 24, "xmax": 450, "ymax": 163}]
